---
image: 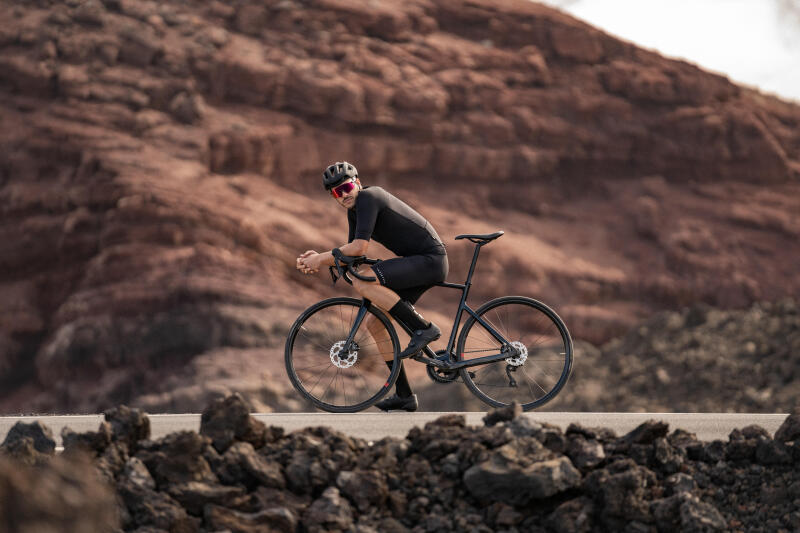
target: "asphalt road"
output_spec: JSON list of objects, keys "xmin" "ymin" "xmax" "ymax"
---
[{"xmin": 0, "ymin": 412, "xmax": 788, "ymax": 447}]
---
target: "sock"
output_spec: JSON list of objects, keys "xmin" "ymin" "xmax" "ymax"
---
[
  {"xmin": 386, "ymin": 360, "xmax": 413, "ymax": 398},
  {"xmin": 389, "ymin": 300, "xmax": 430, "ymax": 331}
]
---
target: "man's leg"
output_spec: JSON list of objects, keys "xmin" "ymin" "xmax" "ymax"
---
[
  {"xmin": 352, "ymin": 267, "xmax": 440, "ymax": 358},
  {"xmin": 363, "ymin": 313, "xmax": 394, "ymax": 362},
  {"xmin": 363, "ymin": 312, "xmax": 413, "ymax": 401},
  {"xmin": 352, "ymin": 268, "xmax": 428, "ymax": 411},
  {"xmin": 350, "ymin": 268, "xmax": 400, "ymax": 313}
]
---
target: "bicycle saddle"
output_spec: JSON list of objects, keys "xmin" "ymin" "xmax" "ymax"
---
[{"xmin": 455, "ymin": 231, "xmax": 504, "ymax": 243}]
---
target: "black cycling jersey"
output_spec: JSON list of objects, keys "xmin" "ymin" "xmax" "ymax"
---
[{"xmin": 347, "ymin": 187, "xmax": 445, "ymax": 256}]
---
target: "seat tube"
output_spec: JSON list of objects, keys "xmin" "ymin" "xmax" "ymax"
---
[{"xmin": 447, "ymin": 245, "xmax": 482, "ymax": 351}]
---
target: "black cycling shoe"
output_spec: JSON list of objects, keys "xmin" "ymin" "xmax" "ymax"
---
[
  {"xmin": 375, "ymin": 393, "xmax": 418, "ymax": 412},
  {"xmin": 399, "ymin": 323, "xmax": 441, "ymax": 358}
]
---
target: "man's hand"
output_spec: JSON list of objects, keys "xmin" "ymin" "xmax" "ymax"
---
[{"xmin": 296, "ymin": 250, "xmax": 322, "ymax": 274}]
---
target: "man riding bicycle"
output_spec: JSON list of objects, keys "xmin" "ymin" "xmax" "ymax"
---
[{"xmin": 295, "ymin": 161, "xmax": 448, "ymax": 412}]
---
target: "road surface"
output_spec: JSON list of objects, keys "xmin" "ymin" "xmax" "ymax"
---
[{"xmin": 0, "ymin": 412, "xmax": 788, "ymax": 447}]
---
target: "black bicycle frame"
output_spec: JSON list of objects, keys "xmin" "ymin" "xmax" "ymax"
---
[{"xmin": 343, "ymin": 241, "xmax": 514, "ymax": 370}]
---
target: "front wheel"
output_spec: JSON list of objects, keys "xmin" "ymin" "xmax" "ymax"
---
[
  {"xmin": 456, "ymin": 296, "xmax": 573, "ymax": 411},
  {"xmin": 285, "ymin": 297, "xmax": 401, "ymax": 413}
]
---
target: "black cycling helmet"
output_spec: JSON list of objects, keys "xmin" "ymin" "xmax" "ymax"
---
[{"xmin": 323, "ymin": 161, "xmax": 358, "ymax": 190}]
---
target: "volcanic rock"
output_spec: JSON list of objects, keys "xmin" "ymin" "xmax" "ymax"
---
[
  {"xmin": 547, "ymin": 496, "xmax": 595, "ymax": 533},
  {"xmin": 464, "ymin": 439, "xmax": 581, "ymax": 504},
  {"xmin": 2, "ymin": 400, "xmax": 800, "ymax": 532},
  {"xmin": 336, "ymin": 469, "xmax": 389, "ymax": 512},
  {"xmin": 0, "ymin": 453, "xmax": 118, "ymax": 532},
  {"xmin": 774, "ymin": 407, "xmax": 800, "ymax": 442},
  {"xmin": 105, "ymin": 405, "xmax": 151, "ymax": 452},
  {"xmin": 166, "ymin": 481, "xmax": 248, "ymax": 516},
  {"xmin": 1, "ymin": 420, "xmax": 56, "ymax": 454},
  {"xmin": 567, "ymin": 434, "xmax": 606, "ymax": 471},
  {"xmin": 205, "ymin": 504, "xmax": 297, "ymax": 533},
  {"xmin": 303, "ymin": 486, "xmax": 354, "ymax": 533},
  {"xmin": 199, "ymin": 392, "xmax": 278, "ymax": 453},
  {"xmin": 584, "ymin": 458, "xmax": 657, "ymax": 529},
  {"xmin": 124, "ymin": 456, "xmax": 156, "ymax": 490},
  {"xmin": 118, "ymin": 476, "xmax": 200, "ymax": 532},
  {"xmin": 135, "ymin": 431, "xmax": 218, "ymax": 486},
  {"xmin": 482, "ymin": 401, "xmax": 522, "ymax": 426},
  {"xmin": 216, "ymin": 441, "xmax": 285, "ymax": 490},
  {"xmin": 61, "ymin": 421, "xmax": 113, "ymax": 454}
]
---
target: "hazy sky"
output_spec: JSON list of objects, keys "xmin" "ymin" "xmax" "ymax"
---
[{"xmin": 540, "ymin": 0, "xmax": 800, "ymax": 102}]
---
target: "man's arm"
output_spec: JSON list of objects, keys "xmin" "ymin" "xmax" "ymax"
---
[
  {"xmin": 297, "ymin": 239, "xmax": 369, "ymax": 273},
  {"xmin": 316, "ymin": 239, "xmax": 369, "ymax": 267}
]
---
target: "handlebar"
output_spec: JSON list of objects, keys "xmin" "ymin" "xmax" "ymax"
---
[{"xmin": 330, "ymin": 248, "xmax": 379, "ymax": 285}]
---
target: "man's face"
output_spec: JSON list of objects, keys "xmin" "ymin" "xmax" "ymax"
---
[{"xmin": 331, "ymin": 178, "xmax": 360, "ymax": 209}]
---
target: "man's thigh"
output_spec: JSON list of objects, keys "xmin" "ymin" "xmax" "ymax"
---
[{"xmin": 372, "ymin": 255, "xmax": 444, "ymax": 291}]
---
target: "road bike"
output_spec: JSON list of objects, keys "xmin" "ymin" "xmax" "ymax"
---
[{"xmin": 284, "ymin": 231, "xmax": 573, "ymax": 413}]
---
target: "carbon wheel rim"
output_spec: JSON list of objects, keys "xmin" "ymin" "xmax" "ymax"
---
[
  {"xmin": 457, "ymin": 297, "xmax": 572, "ymax": 410},
  {"xmin": 286, "ymin": 299, "xmax": 399, "ymax": 412}
]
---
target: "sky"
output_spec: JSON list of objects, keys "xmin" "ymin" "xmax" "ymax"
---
[{"xmin": 539, "ymin": 0, "xmax": 800, "ymax": 102}]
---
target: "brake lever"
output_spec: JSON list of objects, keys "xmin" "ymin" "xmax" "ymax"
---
[
  {"xmin": 332, "ymin": 249, "xmax": 347, "ymax": 281},
  {"xmin": 331, "ymin": 248, "xmax": 377, "ymax": 284},
  {"xmin": 348, "ymin": 263, "xmax": 377, "ymax": 282}
]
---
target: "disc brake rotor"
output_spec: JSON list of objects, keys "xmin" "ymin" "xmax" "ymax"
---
[
  {"xmin": 329, "ymin": 340, "xmax": 359, "ymax": 369},
  {"xmin": 505, "ymin": 341, "xmax": 528, "ymax": 366}
]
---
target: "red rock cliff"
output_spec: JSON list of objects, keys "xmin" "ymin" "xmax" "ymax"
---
[{"xmin": 1, "ymin": 0, "xmax": 799, "ymax": 412}]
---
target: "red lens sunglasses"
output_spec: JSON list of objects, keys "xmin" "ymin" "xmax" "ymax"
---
[{"xmin": 330, "ymin": 179, "xmax": 357, "ymax": 198}]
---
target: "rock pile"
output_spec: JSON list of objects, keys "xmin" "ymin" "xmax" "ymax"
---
[
  {"xmin": 555, "ymin": 298, "xmax": 800, "ymax": 413},
  {"xmin": 2, "ymin": 394, "xmax": 800, "ymax": 532},
  {"xmin": 420, "ymin": 298, "xmax": 800, "ymax": 413}
]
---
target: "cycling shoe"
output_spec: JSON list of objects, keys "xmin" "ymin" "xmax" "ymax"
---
[
  {"xmin": 375, "ymin": 393, "xmax": 418, "ymax": 412},
  {"xmin": 399, "ymin": 323, "xmax": 441, "ymax": 358}
]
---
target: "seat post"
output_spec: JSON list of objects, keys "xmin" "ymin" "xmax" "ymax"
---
[{"xmin": 464, "ymin": 242, "xmax": 483, "ymax": 287}]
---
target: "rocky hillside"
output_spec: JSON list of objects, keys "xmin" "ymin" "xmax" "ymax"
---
[
  {"xmin": 1, "ymin": 0, "xmax": 799, "ymax": 413},
  {"xmin": 419, "ymin": 298, "xmax": 800, "ymax": 413},
  {"xmin": 3, "ymin": 395, "xmax": 800, "ymax": 532}
]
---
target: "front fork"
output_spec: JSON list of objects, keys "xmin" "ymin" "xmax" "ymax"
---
[{"xmin": 342, "ymin": 300, "xmax": 370, "ymax": 354}]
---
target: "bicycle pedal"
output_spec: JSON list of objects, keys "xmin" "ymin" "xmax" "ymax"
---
[{"xmin": 468, "ymin": 371, "xmax": 476, "ymax": 379}]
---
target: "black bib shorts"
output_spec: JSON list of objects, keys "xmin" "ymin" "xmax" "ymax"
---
[{"xmin": 371, "ymin": 252, "xmax": 448, "ymax": 304}]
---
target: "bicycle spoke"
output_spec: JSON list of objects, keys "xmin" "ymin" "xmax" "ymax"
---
[
  {"xmin": 287, "ymin": 300, "xmax": 401, "ymax": 412},
  {"xmin": 519, "ymin": 366, "xmax": 548, "ymax": 395},
  {"xmin": 341, "ymin": 371, "xmax": 348, "ymax": 406},
  {"xmin": 493, "ymin": 307, "xmax": 509, "ymax": 340},
  {"xmin": 528, "ymin": 359, "xmax": 561, "ymax": 380},
  {"xmin": 354, "ymin": 367, "xmax": 374, "ymax": 397},
  {"xmin": 320, "ymin": 369, "xmax": 339, "ymax": 402},
  {"xmin": 294, "ymin": 361, "xmax": 333, "ymax": 372},
  {"xmin": 306, "ymin": 364, "xmax": 334, "ymax": 396},
  {"xmin": 459, "ymin": 299, "xmax": 571, "ymax": 410},
  {"xmin": 298, "ymin": 328, "xmax": 334, "ymax": 352}
]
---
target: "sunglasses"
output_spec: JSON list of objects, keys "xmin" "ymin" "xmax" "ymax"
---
[{"xmin": 330, "ymin": 179, "xmax": 357, "ymax": 198}]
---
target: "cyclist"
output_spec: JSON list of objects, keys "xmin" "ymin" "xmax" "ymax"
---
[{"xmin": 296, "ymin": 161, "xmax": 448, "ymax": 412}]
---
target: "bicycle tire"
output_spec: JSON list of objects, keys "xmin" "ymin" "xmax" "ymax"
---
[
  {"xmin": 285, "ymin": 297, "xmax": 401, "ymax": 413},
  {"xmin": 456, "ymin": 296, "xmax": 573, "ymax": 411}
]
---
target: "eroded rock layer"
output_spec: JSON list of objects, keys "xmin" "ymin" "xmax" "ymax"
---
[{"xmin": 1, "ymin": 0, "xmax": 799, "ymax": 412}]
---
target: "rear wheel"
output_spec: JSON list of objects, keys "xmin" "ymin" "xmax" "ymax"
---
[
  {"xmin": 285, "ymin": 297, "xmax": 400, "ymax": 413},
  {"xmin": 456, "ymin": 296, "xmax": 572, "ymax": 410}
]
